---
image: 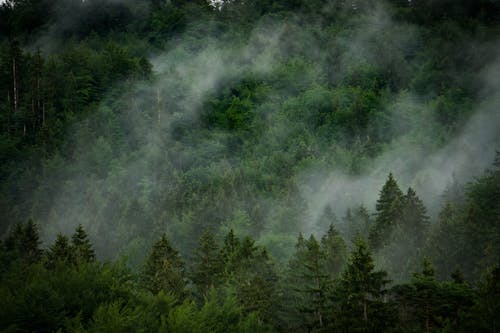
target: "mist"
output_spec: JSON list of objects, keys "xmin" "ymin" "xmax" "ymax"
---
[{"xmin": 2, "ymin": 0, "xmax": 497, "ymax": 267}]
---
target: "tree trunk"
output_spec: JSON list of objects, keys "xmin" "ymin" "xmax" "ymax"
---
[
  {"xmin": 7, "ymin": 91, "xmax": 11, "ymax": 135},
  {"xmin": 156, "ymin": 87, "xmax": 161, "ymax": 125},
  {"xmin": 425, "ymin": 303, "xmax": 430, "ymax": 333},
  {"xmin": 13, "ymin": 57, "xmax": 18, "ymax": 113}
]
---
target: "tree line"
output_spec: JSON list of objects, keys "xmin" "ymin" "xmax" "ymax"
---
[{"xmin": 1, "ymin": 160, "xmax": 499, "ymax": 332}]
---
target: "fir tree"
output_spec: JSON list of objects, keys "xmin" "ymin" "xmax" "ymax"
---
[
  {"xmin": 320, "ymin": 224, "xmax": 347, "ymax": 279},
  {"xmin": 143, "ymin": 233, "xmax": 186, "ymax": 298},
  {"xmin": 45, "ymin": 233, "xmax": 73, "ymax": 268},
  {"xmin": 71, "ymin": 224, "xmax": 95, "ymax": 263},
  {"xmin": 5, "ymin": 219, "xmax": 42, "ymax": 263},
  {"xmin": 411, "ymin": 257, "xmax": 439, "ymax": 333},
  {"xmin": 191, "ymin": 229, "xmax": 222, "ymax": 296},
  {"xmin": 338, "ymin": 238, "xmax": 393, "ymax": 332},
  {"xmin": 369, "ymin": 173, "xmax": 404, "ymax": 250},
  {"xmin": 400, "ymin": 187, "xmax": 429, "ymax": 247}
]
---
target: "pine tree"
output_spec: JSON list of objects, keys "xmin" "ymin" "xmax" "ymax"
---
[
  {"xmin": 369, "ymin": 173, "xmax": 404, "ymax": 250},
  {"xmin": 411, "ymin": 257, "xmax": 440, "ymax": 333},
  {"xmin": 301, "ymin": 235, "xmax": 330, "ymax": 331},
  {"xmin": 320, "ymin": 224, "xmax": 347, "ymax": 279},
  {"xmin": 191, "ymin": 229, "xmax": 222, "ymax": 296},
  {"xmin": 344, "ymin": 205, "xmax": 372, "ymax": 244},
  {"xmin": 338, "ymin": 238, "xmax": 393, "ymax": 332},
  {"xmin": 71, "ymin": 224, "xmax": 95, "ymax": 263},
  {"xmin": 45, "ymin": 233, "xmax": 73, "ymax": 268},
  {"xmin": 143, "ymin": 233, "xmax": 186, "ymax": 298},
  {"xmin": 281, "ymin": 234, "xmax": 331, "ymax": 332},
  {"xmin": 400, "ymin": 187, "xmax": 429, "ymax": 247},
  {"xmin": 278, "ymin": 233, "xmax": 308, "ymax": 332},
  {"xmin": 5, "ymin": 219, "xmax": 42, "ymax": 263},
  {"xmin": 220, "ymin": 228, "xmax": 240, "ymax": 274}
]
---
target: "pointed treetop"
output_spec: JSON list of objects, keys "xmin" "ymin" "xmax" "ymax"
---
[{"xmin": 71, "ymin": 224, "xmax": 95, "ymax": 263}]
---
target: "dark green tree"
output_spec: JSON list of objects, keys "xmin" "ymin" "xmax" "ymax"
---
[
  {"xmin": 400, "ymin": 187, "xmax": 429, "ymax": 247},
  {"xmin": 142, "ymin": 233, "xmax": 186, "ymax": 298},
  {"xmin": 369, "ymin": 173, "xmax": 404, "ymax": 250},
  {"xmin": 45, "ymin": 233, "xmax": 73, "ymax": 268},
  {"xmin": 4, "ymin": 219, "xmax": 42, "ymax": 263},
  {"xmin": 280, "ymin": 234, "xmax": 332, "ymax": 332},
  {"xmin": 410, "ymin": 258, "xmax": 440, "ymax": 333},
  {"xmin": 191, "ymin": 229, "xmax": 222, "ymax": 297},
  {"xmin": 71, "ymin": 224, "xmax": 95, "ymax": 263},
  {"xmin": 344, "ymin": 205, "xmax": 372, "ymax": 244},
  {"xmin": 337, "ymin": 238, "xmax": 394, "ymax": 332},
  {"xmin": 320, "ymin": 224, "xmax": 347, "ymax": 279}
]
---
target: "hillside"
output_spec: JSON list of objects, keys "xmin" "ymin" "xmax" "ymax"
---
[{"xmin": 1, "ymin": 1, "xmax": 499, "ymax": 332}]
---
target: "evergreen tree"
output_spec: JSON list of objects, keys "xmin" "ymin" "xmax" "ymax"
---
[
  {"xmin": 45, "ymin": 233, "xmax": 73, "ymax": 268},
  {"xmin": 142, "ymin": 233, "xmax": 186, "ymax": 298},
  {"xmin": 369, "ymin": 173, "xmax": 404, "ymax": 250},
  {"xmin": 4, "ymin": 219, "xmax": 42, "ymax": 263},
  {"xmin": 410, "ymin": 258, "xmax": 440, "ymax": 333},
  {"xmin": 191, "ymin": 229, "xmax": 222, "ymax": 297},
  {"xmin": 344, "ymin": 205, "xmax": 372, "ymax": 244},
  {"xmin": 71, "ymin": 224, "xmax": 95, "ymax": 263},
  {"xmin": 467, "ymin": 264, "xmax": 500, "ymax": 333},
  {"xmin": 320, "ymin": 224, "xmax": 347, "ymax": 279},
  {"xmin": 220, "ymin": 228, "xmax": 240, "ymax": 274},
  {"xmin": 337, "ymin": 238, "xmax": 394, "ymax": 332},
  {"xmin": 280, "ymin": 234, "xmax": 332, "ymax": 332},
  {"xmin": 400, "ymin": 187, "xmax": 429, "ymax": 247},
  {"xmin": 278, "ymin": 233, "xmax": 308, "ymax": 332}
]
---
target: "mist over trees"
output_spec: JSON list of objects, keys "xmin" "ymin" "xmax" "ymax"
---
[{"xmin": 0, "ymin": 0, "xmax": 499, "ymax": 331}]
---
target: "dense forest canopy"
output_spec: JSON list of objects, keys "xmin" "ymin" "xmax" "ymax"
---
[{"xmin": 0, "ymin": 0, "xmax": 499, "ymax": 332}]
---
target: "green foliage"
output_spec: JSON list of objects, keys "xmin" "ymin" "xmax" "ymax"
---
[
  {"xmin": 4, "ymin": 219, "xmax": 42, "ymax": 264},
  {"xmin": 191, "ymin": 230, "xmax": 222, "ymax": 297},
  {"xmin": 142, "ymin": 233, "xmax": 186, "ymax": 298},
  {"xmin": 337, "ymin": 238, "xmax": 394, "ymax": 332},
  {"xmin": 369, "ymin": 173, "xmax": 404, "ymax": 250},
  {"xmin": 0, "ymin": 1, "xmax": 499, "ymax": 332}
]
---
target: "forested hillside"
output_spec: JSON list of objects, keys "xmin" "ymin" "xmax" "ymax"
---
[{"xmin": 1, "ymin": 0, "xmax": 499, "ymax": 332}]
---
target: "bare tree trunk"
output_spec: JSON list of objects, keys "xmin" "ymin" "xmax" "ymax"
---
[
  {"xmin": 36, "ymin": 49, "xmax": 42, "ymax": 129},
  {"xmin": 156, "ymin": 87, "xmax": 161, "ymax": 125},
  {"xmin": 42, "ymin": 102, "xmax": 46, "ymax": 126},
  {"xmin": 6, "ymin": 91, "xmax": 11, "ymax": 135},
  {"xmin": 13, "ymin": 57, "xmax": 18, "ymax": 113}
]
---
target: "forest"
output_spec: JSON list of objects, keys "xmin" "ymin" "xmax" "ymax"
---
[{"xmin": 0, "ymin": 0, "xmax": 499, "ymax": 332}]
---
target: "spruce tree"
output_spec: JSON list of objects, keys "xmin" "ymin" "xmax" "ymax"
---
[
  {"xmin": 220, "ymin": 229, "xmax": 240, "ymax": 274},
  {"xmin": 143, "ymin": 233, "xmax": 186, "ymax": 298},
  {"xmin": 411, "ymin": 258, "xmax": 440, "ymax": 333},
  {"xmin": 191, "ymin": 230, "xmax": 222, "ymax": 296},
  {"xmin": 71, "ymin": 224, "xmax": 95, "ymax": 263},
  {"xmin": 338, "ymin": 238, "xmax": 393, "ymax": 332},
  {"xmin": 45, "ymin": 233, "xmax": 73, "ymax": 268},
  {"xmin": 280, "ymin": 234, "xmax": 332, "ymax": 332},
  {"xmin": 369, "ymin": 173, "xmax": 404, "ymax": 250},
  {"xmin": 400, "ymin": 187, "xmax": 429, "ymax": 247},
  {"xmin": 278, "ymin": 233, "xmax": 308, "ymax": 332},
  {"xmin": 5, "ymin": 219, "xmax": 42, "ymax": 263},
  {"xmin": 344, "ymin": 205, "xmax": 372, "ymax": 244},
  {"xmin": 301, "ymin": 235, "xmax": 330, "ymax": 331},
  {"xmin": 320, "ymin": 224, "xmax": 347, "ymax": 279}
]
